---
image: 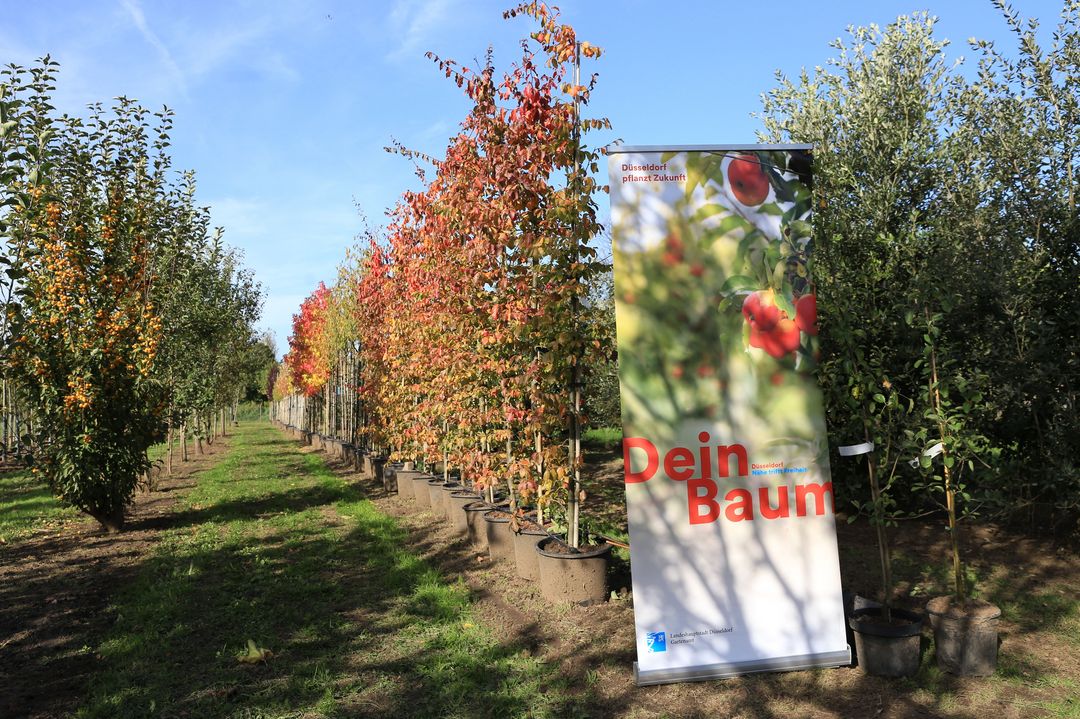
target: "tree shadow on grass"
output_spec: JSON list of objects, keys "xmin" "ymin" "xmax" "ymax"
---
[
  {"xmin": 0, "ymin": 530, "xmax": 147, "ymax": 719},
  {"xmin": 0, "ymin": 445, "xmax": 228, "ymax": 719},
  {"xmin": 12, "ymin": 423, "xmax": 1075, "ymax": 719},
  {"xmin": 76, "ymin": 485, "xmax": 591, "ymax": 718},
  {"xmin": 127, "ymin": 483, "xmax": 359, "ymax": 532}
]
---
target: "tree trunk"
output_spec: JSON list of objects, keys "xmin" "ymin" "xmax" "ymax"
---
[
  {"xmin": 181, "ymin": 421, "xmax": 189, "ymax": 462},
  {"xmin": 89, "ymin": 508, "xmax": 125, "ymax": 534}
]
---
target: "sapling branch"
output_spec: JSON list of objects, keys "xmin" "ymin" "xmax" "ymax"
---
[{"xmin": 926, "ymin": 306, "xmax": 965, "ymax": 600}]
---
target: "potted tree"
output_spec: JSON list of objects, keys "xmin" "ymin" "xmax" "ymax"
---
[
  {"xmin": 915, "ymin": 307, "xmax": 1001, "ymax": 676},
  {"xmin": 830, "ymin": 301, "xmax": 924, "ymax": 677}
]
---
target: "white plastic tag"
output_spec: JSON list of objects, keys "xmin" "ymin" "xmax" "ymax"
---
[
  {"xmin": 838, "ymin": 442, "xmax": 874, "ymax": 457},
  {"xmin": 923, "ymin": 442, "xmax": 944, "ymax": 458}
]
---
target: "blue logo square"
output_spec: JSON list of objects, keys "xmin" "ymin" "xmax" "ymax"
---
[{"xmin": 646, "ymin": 631, "xmax": 666, "ymax": 652}]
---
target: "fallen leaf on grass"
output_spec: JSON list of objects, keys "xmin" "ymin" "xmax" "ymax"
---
[{"xmin": 236, "ymin": 639, "xmax": 273, "ymax": 664}]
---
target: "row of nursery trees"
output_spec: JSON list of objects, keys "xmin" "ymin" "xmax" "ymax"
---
[
  {"xmin": 273, "ymin": 3, "xmax": 612, "ymax": 548},
  {"xmin": 276, "ymin": 1, "xmax": 1079, "ymax": 563},
  {"xmin": 0, "ymin": 59, "xmax": 271, "ymax": 531}
]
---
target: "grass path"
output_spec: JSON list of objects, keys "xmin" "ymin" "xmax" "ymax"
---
[
  {"xmin": 79, "ymin": 422, "xmax": 581, "ymax": 719},
  {"xmin": 5, "ymin": 420, "xmax": 1076, "ymax": 718}
]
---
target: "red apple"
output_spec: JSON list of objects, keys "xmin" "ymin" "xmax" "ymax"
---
[
  {"xmin": 749, "ymin": 325, "xmax": 766, "ymax": 351},
  {"xmin": 661, "ymin": 233, "xmax": 684, "ymax": 267},
  {"xmin": 664, "ymin": 233, "xmax": 684, "ymax": 255},
  {"xmin": 750, "ymin": 315, "xmax": 800, "ymax": 359},
  {"xmin": 795, "ymin": 294, "xmax": 817, "ymax": 335},
  {"xmin": 773, "ymin": 318, "xmax": 801, "ymax": 354},
  {"xmin": 742, "ymin": 290, "xmax": 780, "ymax": 331},
  {"xmin": 727, "ymin": 153, "xmax": 770, "ymax": 206}
]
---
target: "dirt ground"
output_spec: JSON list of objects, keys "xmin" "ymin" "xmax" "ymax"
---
[
  {"xmin": 1, "ymin": 431, "xmax": 1077, "ymax": 719},
  {"xmin": 0, "ymin": 440, "xmax": 228, "ymax": 719},
  {"xmin": 369, "ymin": 450, "xmax": 1080, "ymax": 719}
]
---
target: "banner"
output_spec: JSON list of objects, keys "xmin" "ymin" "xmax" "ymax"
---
[{"xmin": 608, "ymin": 145, "xmax": 849, "ymax": 685}]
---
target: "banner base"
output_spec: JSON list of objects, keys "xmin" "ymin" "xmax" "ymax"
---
[{"xmin": 634, "ymin": 647, "xmax": 852, "ymax": 686}]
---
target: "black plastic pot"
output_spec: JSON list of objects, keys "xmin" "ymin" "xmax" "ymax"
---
[
  {"xmin": 370, "ymin": 456, "xmax": 387, "ymax": 488},
  {"xmin": 848, "ymin": 607, "xmax": 924, "ymax": 677},
  {"xmin": 438, "ymin": 482, "xmax": 461, "ymax": 523},
  {"xmin": 447, "ymin": 491, "xmax": 481, "ymax": 536},
  {"xmin": 463, "ymin": 501, "xmax": 492, "ymax": 548},
  {"xmin": 410, "ymin": 474, "xmax": 435, "ymax": 508},
  {"xmin": 926, "ymin": 596, "xmax": 1001, "ymax": 676},
  {"xmin": 512, "ymin": 524, "xmax": 549, "ymax": 581},
  {"xmin": 382, "ymin": 462, "xmax": 404, "ymax": 493},
  {"xmin": 482, "ymin": 510, "xmax": 514, "ymax": 563},
  {"xmin": 535, "ymin": 537, "xmax": 611, "ymax": 605},
  {"xmin": 426, "ymin": 479, "xmax": 448, "ymax": 517}
]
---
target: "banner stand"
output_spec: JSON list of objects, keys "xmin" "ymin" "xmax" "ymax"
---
[
  {"xmin": 634, "ymin": 649, "xmax": 851, "ymax": 687},
  {"xmin": 609, "ymin": 144, "xmax": 850, "ymax": 684}
]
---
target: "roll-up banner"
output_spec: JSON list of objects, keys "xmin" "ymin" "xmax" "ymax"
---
[{"xmin": 608, "ymin": 145, "xmax": 850, "ymax": 686}]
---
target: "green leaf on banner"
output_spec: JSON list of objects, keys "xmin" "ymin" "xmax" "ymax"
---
[
  {"xmin": 719, "ymin": 275, "xmax": 759, "ymax": 293},
  {"xmin": 692, "ymin": 204, "xmax": 729, "ymax": 224}
]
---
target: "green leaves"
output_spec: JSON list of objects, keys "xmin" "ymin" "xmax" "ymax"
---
[
  {"xmin": 757, "ymin": 4, "xmax": 1080, "ymax": 539},
  {"xmin": 0, "ymin": 59, "xmax": 263, "ymax": 531},
  {"xmin": 719, "ymin": 275, "xmax": 758, "ymax": 293}
]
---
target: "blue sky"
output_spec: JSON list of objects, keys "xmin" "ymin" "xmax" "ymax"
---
[{"xmin": 2, "ymin": 0, "xmax": 1066, "ymax": 356}]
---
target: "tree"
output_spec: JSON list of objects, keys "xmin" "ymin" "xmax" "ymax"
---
[
  {"xmin": 3, "ymin": 75, "xmax": 168, "ymax": 531},
  {"xmin": 1, "ymin": 59, "xmax": 265, "ymax": 530},
  {"xmin": 758, "ymin": 2, "xmax": 1079, "ymax": 536}
]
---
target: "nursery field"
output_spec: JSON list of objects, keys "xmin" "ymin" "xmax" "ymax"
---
[{"xmin": 1, "ymin": 421, "xmax": 1077, "ymax": 719}]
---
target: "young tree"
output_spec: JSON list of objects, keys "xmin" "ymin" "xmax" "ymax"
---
[
  {"xmin": 4, "ymin": 83, "xmax": 168, "ymax": 531},
  {"xmin": 2, "ymin": 60, "xmax": 265, "ymax": 529}
]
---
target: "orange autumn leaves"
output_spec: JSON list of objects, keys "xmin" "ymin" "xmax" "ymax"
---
[
  {"xmin": 22, "ymin": 196, "xmax": 161, "ymax": 417},
  {"xmin": 283, "ymin": 283, "xmax": 331, "ymax": 397},
  {"xmin": 282, "ymin": 2, "xmax": 608, "ymax": 509}
]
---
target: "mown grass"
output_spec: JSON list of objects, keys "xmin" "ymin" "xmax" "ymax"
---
[
  {"xmin": 0, "ymin": 468, "xmax": 81, "ymax": 543},
  {"xmin": 0, "ymin": 442, "xmax": 172, "ymax": 543},
  {"xmin": 583, "ymin": 426, "xmax": 622, "ymax": 449},
  {"xmin": 77, "ymin": 422, "xmax": 585, "ymax": 719}
]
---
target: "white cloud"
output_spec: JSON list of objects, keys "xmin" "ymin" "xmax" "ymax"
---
[
  {"xmin": 120, "ymin": 0, "xmax": 188, "ymax": 98},
  {"xmin": 386, "ymin": 0, "xmax": 456, "ymax": 62},
  {"xmin": 207, "ymin": 197, "xmax": 268, "ymax": 239},
  {"xmin": 181, "ymin": 19, "xmax": 276, "ymax": 80},
  {"xmin": 418, "ymin": 118, "xmax": 452, "ymax": 142}
]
